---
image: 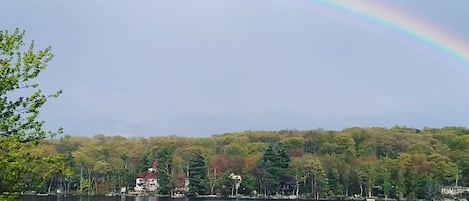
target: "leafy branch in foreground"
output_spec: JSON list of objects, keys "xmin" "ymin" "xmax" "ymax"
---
[{"xmin": 0, "ymin": 28, "xmax": 65, "ymax": 198}]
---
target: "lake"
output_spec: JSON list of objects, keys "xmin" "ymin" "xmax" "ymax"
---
[
  {"xmin": 20, "ymin": 196, "xmax": 190, "ymax": 201},
  {"xmin": 18, "ymin": 195, "xmax": 355, "ymax": 201},
  {"xmin": 18, "ymin": 196, "xmax": 304, "ymax": 201}
]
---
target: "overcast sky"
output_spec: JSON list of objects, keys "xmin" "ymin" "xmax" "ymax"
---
[{"xmin": 2, "ymin": 0, "xmax": 469, "ymax": 137}]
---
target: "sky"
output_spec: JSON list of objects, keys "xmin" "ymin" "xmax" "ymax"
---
[{"xmin": 2, "ymin": 0, "xmax": 469, "ymax": 137}]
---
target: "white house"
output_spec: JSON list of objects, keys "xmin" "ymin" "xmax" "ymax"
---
[
  {"xmin": 441, "ymin": 186, "xmax": 469, "ymax": 196},
  {"xmin": 134, "ymin": 175, "xmax": 145, "ymax": 191},
  {"xmin": 146, "ymin": 167, "xmax": 159, "ymax": 192}
]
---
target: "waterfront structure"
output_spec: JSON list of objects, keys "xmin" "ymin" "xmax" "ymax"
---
[
  {"xmin": 146, "ymin": 168, "xmax": 158, "ymax": 192},
  {"xmin": 441, "ymin": 186, "xmax": 469, "ymax": 196},
  {"xmin": 133, "ymin": 166, "xmax": 160, "ymax": 193},
  {"xmin": 230, "ymin": 173, "xmax": 242, "ymax": 196},
  {"xmin": 134, "ymin": 173, "xmax": 145, "ymax": 192}
]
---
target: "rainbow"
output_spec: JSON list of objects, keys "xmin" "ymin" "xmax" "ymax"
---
[{"xmin": 308, "ymin": 0, "xmax": 469, "ymax": 66}]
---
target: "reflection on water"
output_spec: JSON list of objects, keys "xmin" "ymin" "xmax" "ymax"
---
[
  {"xmin": 20, "ymin": 196, "xmax": 352, "ymax": 201},
  {"xmin": 20, "ymin": 195, "xmax": 199, "ymax": 201}
]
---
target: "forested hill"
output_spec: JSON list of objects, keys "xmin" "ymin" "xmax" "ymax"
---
[{"xmin": 29, "ymin": 126, "xmax": 469, "ymax": 199}]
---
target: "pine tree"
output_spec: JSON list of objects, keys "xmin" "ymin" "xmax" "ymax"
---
[
  {"xmin": 256, "ymin": 144, "xmax": 291, "ymax": 195},
  {"xmin": 187, "ymin": 152, "xmax": 207, "ymax": 196}
]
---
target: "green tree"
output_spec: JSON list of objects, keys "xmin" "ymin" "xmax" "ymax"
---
[
  {"xmin": 0, "ymin": 29, "xmax": 63, "ymax": 199},
  {"xmin": 290, "ymin": 154, "xmax": 327, "ymax": 199},
  {"xmin": 239, "ymin": 174, "xmax": 257, "ymax": 196},
  {"xmin": 156, "ymin": 147, "xmax": 173, "ymax": 195},
  {"xmin": 359, "ymin": 159, "xmax": 378, "ymax": 198},
  {"xmin": 187, "ymin": 152, "xmax": 207, "ymax": 196},
  {"xmin": 256, "ymin": 144, "xmax": 290, "ymax": 196},
  {"xmin": 381, "ymin": 165, "xmax": 392, "ymax": 199},
  {"xmin": 137, "ymin": 153, "xmax": 152, "ymax": 173},
  {"xmin": 326, "ymin": 167, "xmax": 340, "ymax": 197},
  {"xmin": 72, "ymin": 141, "xmax": 98, "ymax": 195}
]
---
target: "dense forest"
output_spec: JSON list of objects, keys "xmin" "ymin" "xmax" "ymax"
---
[{"xmin": 15, "ymin": 126, "xmax": 469, "ymax": 200}]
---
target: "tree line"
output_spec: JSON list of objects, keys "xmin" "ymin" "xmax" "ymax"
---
[{"xmin": 19, "ymin": 126, "xmax": 469, "ymax": 200}]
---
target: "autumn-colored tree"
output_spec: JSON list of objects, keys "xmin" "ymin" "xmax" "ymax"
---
[{"xmin": 208, "ymin": 153, "xmax": 232, "ymax": 194}]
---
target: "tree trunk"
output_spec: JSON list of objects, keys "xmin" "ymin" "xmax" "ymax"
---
[
  {"xmin": 80, "ymin": 164, "xmax": 83, "ymax": 193},
  {"xmin": 296, "ymin": 181, "xmax": 299, "ymax": 197},
  {"xmin": 88, "ymin": 169, "xmax": 92, "ymax": 195},
  {"xmin": 257, "ymin": 175, "xmax": 264, "ymax": 197},
  {"xmin": 359, "ymin": 182, "xmax": 363, "ymax": 197},
  {"xmin": 345, "ymin": 186, "xmax": 348, "ymax": 197},
  {"xmin": 209, "ymin": 168, "xmax": 216, "ymax": 195},
  {"xmin": 311, "ymin": 179, "xmax": 314, "ymax": 199},
  {"xmin": 47, "ymin": 178, "xmax": 53, "ymax": 193}
]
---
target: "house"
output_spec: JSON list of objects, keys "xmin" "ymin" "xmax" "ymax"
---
[
  {"xmin": 441, "ymin": 186, "xmax": 469, "ymax": 196},
  {"xmin": 230, "ymin": 173, "xmax": 242, "ymax": 196},
  {"xmin": 133, "ymin": 166, "xmax": 160, "ymax": 193},
  {"xmin": 146, "ymin": 169, "xmax": 158, "ymax": 192},
  {"xmin": 134, "ymin": 173, "xmax": 145, "ymax": 192}
]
